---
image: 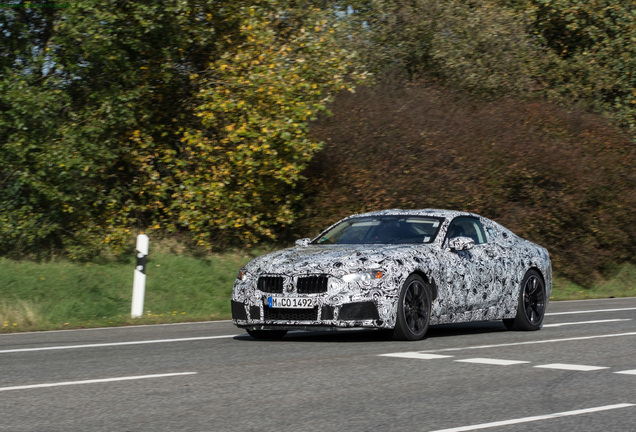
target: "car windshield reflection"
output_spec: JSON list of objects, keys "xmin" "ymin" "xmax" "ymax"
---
[{"xmin": 314, "ymin": 216, "xmax": 443, "ymax": 245}]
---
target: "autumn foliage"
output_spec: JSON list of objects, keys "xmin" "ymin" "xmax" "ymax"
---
[
  {"xmin": 1, "ymin": 0, "xmax": 635, "ymax": 284},
  {"xmin": 302, "ymin": 81, "xmax": 635, "ymax": 284},
  {"xmin": 0, "ymin": 1, "xmax": 364, "ymax": 256}
]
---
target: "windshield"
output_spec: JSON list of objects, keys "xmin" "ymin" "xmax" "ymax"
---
[{"xmin": 314, "ymin": 216, "xmax": 443, "ymax": 245}]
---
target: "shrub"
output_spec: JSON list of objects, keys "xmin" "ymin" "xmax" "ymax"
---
[{"xmin": 299, "ymin": 80, "xmax": 635, "ymax": 284}]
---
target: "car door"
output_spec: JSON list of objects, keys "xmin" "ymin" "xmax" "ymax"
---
[{"xmin": 443, "ymin": 217, "xmax": 503, "ymax": 315}]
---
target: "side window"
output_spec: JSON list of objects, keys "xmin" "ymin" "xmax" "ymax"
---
[{"xmin": 447, "ymin": 217, "xmax": 487, "ymax": 245}]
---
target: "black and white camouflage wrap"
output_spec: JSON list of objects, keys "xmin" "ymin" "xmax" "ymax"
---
[{"xmin": 232, "ymin": 209, "xmax": 552, "ymax": 331}]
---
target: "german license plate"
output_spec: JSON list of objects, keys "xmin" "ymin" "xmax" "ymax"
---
[{"xmin": 268, "ymin": 296, "xmax": 313, "ymax": 309}]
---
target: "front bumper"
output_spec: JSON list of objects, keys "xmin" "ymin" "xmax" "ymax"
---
[{"xmin": 231, "ymin": 299, "xmax": 386, "ymax": 330}]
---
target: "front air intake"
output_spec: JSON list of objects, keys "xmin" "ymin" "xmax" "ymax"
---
[
  {"xmin": 339, "ymin": 302, "xmax": 380, "ymax": 320},
  {"xmin": 263, "ymin": 306, "xmax": 319, "ymax": 321}
]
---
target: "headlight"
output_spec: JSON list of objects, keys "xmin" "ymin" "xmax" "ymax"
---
[{"xmin": 342, "ymin": 270, "xmax": 384, "ymax": 283}]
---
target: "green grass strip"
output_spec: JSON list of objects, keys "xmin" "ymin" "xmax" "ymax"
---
[
  {"xmin": 0, "ymin": 251, "xmax": 253, "ymax": 332},
  {"xmin": 0, "ymin": 252, "xmax": 633, "ymax": 332}
]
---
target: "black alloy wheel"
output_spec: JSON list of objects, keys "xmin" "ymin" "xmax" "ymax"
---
[
  {"xmin": 393, "ymin": 274, "xmax": 431, "ymax": 341},
  {"xmin": 503, "ymin": 269, "xmax": 546, "ymax": 331}
]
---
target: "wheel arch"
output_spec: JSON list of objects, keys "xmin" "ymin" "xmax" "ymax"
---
[
  {"xmin": 527, "ymin": 266, "xmax": 546, "ymax": 286},
  {"xmin": 410, "ymin": 270, "xmax": 438, "ymax": 301},
  {"xmin": 527, "ymin": 265, "xmax": 552, "ymax": 301}
]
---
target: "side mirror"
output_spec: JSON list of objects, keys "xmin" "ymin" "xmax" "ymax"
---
[
  {"xmin": 295, "ymin": 238, "xmax": 311, "ymax": 247},
  {"xmin": 448, "ymin": 236, "xmax": 475, "ymax": 251}
]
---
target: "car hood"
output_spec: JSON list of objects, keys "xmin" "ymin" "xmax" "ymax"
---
[{"xmin": 244, "ymin": 243, "xmax": 433, "ymax": 276}]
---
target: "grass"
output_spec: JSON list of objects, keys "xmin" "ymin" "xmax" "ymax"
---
[
  {"xmin": 550, "ymin": 263, "xmax": 636, "ymax": 301},
  {"xmin": 0, "ymin": 249, "xmax": 633, "ymax": 333},
  {"xmin": 0, "ymin": 248, "xmax": 258, "ymax": 332}
]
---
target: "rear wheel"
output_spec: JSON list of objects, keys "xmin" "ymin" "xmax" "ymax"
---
[
  {"xmin": 503, "ymin": 269, "xmax": 546, "ymax": 331},
  {"xmin": 246, "ymin": 329, "xmax": 288, "ymax": 340},
  {"xmin": 393, "ymin": 274, "xmax": 431, "ymax": 341}
]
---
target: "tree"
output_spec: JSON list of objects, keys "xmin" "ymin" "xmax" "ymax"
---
[
  {"xmin": 158, "ymin": 4, "xmax": 365, "ymax": 246},
  {"xmin": 528, "ymin": 0, "xmax": 636, "ymax": 134},
  {"xmin": 0, "ymin": 0, "xmax": 365, "ymax": 257},
  {"xmin": 340, "ymin": 0, "xmax": 546, "ymax": 95},
  {"xmin": 341, "ymin": 0, "xmax": 636, "ymax": 137}
]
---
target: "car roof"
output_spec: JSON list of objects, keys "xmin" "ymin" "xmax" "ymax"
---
[{"xmin": 348, "ymin": 209, "xmax": 480, "ymax": 220}]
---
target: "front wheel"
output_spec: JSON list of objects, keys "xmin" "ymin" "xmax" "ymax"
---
[
  {"xmin": 503, "ymin": 269, "xmax": 546, "ymax": 331},
  {"xmin": 393, "ymin": 274, "xmax": 431, "ymax": 341}
]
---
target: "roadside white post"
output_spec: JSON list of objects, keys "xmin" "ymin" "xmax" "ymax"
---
[{"xmin": 131, "ymin": 234, "xmax": 149, "ymax": 318}]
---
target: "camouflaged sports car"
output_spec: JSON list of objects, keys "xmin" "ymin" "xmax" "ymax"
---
[{"xmin": 231, "ymin": 209, "xmax": 552, "ymax": 340}]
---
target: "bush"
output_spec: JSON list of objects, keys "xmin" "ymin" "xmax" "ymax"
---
[{"xmin": 299, "ymin": 80, "xmax": 635, "ymax": 285}]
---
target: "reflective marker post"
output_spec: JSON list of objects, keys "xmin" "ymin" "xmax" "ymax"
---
[{"xmin": 131, "ymin": 234, "xmax": 149, "ymax": 318}]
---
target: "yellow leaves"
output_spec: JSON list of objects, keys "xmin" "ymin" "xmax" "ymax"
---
[{"xmin": 137, "ymin": 3, "xmax": 367, "ymax": 247}]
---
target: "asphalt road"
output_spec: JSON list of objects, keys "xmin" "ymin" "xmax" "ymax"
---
[{"xmin": 1, "ymin": 297, "xmax": 635, "ymax": 432}]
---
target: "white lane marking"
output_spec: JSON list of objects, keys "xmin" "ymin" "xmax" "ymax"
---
[
  {"xmin": 534, "ymin": 363, "xmax": 609, "ymax": 372},
  {"xmin": 379, "ymin": 352, "xmax": 453, "ymax": 360},
  {"xmin": 543, "ymin": 319, "xmax": 631, "ymax": 327},
  {"xmin": 428, "ymin": 403, "xmax": 635, "ymax": 432},
  {"xmin": 546, "ymin": 307, "xmax": 636, "ymax": 316},
  {"xmin": 0, "ymin": 334, "xmax": 239, "ymax": 354},
  {"xmin": 455, "ymin": 358, "xmax": 530, "ymax": 366},
  {"xmin": 419, "ymin": 332, "xmax": 636, "ymax": 354},
  {"xmin": 0, "ymin": 372, "xmax": 197, "ymax": 392},
  {"xmin": 615, "ymin": 370, "xmax": 636, "ymax": 375}
]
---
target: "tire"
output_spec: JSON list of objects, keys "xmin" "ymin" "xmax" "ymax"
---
[
  {"xmin": 393, "ymin": 274, "xmax": 431, "ymax": 341},
  {"xmin": 503, "ymin": 269, "xmax": 546, "ymax": 331},
  {"xmin": 246, "ymin": 329, "xmax": 288, "ymax": 340}
]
